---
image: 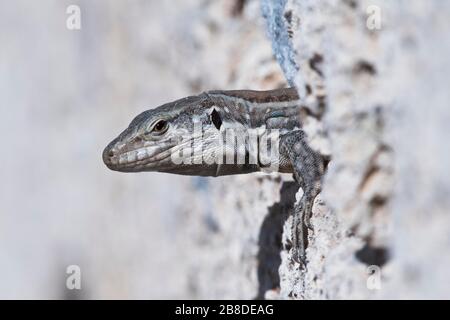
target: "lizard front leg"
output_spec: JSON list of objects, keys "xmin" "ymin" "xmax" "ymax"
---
[{"xmin": 279, "ymin": 130, "xmax": 326, "ymax": 267}]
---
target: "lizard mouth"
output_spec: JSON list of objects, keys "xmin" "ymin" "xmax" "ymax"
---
[
  {"xmin": 103, "ymin": 142, "xmax": 176, "ymax": 172},
  {"xmin": 103, "ymin": 130, "xmax": 209, "ymax": 172}
]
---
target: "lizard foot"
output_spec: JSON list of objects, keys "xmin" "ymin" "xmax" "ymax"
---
[{"xmin": 280, "ymin": 130, "xmax": 325, "ymax": 268}]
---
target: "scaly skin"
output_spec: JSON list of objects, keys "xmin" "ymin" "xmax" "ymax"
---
[{"xmin": 103, "ymin": 88, "xmax": 328, "ymax": 266}]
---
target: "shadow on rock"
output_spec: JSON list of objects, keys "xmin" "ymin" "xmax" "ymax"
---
[{"xmin": 256, "ymin": 181, "xmax": 298, "ymax": 299}]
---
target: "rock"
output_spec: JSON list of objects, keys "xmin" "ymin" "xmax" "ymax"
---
[{"xmin": 263, "ymin": 0, "xmax": 450, "ymax": 299}]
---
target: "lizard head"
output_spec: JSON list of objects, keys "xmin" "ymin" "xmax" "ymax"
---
[{"xmin": 102, "ymin": 94, "xmax": 228, "ymax": 175}]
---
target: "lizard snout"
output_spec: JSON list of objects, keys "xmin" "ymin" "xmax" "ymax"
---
[{"xmin": 102, "ymin": 139, "xmax": 119, "ymax": 169}]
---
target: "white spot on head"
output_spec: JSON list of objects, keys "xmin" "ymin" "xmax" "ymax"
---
[
  {"xmin": 207, "ymin": 106, "xmax": 218, "ymax": 114},
  {"xmin": 119, "ymin": 154, "xmax": 128, "ymax": 164},
  {"xmin": 192, "ymin": 115, "xmax": 201, "ymax": 123},
  {"xmin": 127, "ymin": 152, "xmax": 137, "ymax": 162},
  {"xmin": 146, "ymin": 146, "xmax": 157, "ymax": 155},
  {"xmin": 137, "ymin": 149, "xmax": 147, "ymax": 160}
]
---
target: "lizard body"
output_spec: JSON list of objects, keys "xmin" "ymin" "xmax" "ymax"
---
[{"xmin": 103, "ymin": 88, "xmax": 328, "ymax": 266}]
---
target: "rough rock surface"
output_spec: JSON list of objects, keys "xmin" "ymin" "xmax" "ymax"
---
[
  {"xmin": 1, "ymin": 0, "xmax": 449, "ymax": 299},
  {"xmin": 264, "ymin": 0, "xmax": 450, "ymax": 299}
]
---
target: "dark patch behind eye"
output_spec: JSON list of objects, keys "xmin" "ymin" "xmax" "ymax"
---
[{"xmin": 211, "ymin": 108, "xmax": 222, "ymax": 130}]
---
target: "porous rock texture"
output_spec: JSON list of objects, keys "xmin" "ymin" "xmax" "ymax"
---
[
  {"xmin": 165, "ymin": 0, "xmax": 450, "ymax": 299},
  {"xmin": 2, "ymin": 0, "xmax": 449, "ymax": 299},
  {"xmin": 182, "ymin": 0, "xmax": 450, "ymax": 299},
  {"xmin": 261, "ymin": 0, "xmax": 450, "ymax": 299}
]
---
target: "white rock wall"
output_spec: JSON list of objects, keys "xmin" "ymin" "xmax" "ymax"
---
[
  {"xmin": 264, "ymin": 0, "xmax": 450, "ymax": 299},
  {"xmin": 2, "ymin": 0, "xmax": 449, "ymax": 299}
]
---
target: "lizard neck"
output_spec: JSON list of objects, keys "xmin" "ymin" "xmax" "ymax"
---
[
  {"xmin": 202, "ymin": 88, "xmax": 301, "ymax": 175},
  {"xmin": 206, "ymin": 87, "xmax": 301, "ymax": 128}
]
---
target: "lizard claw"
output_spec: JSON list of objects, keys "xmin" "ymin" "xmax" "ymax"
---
[
  {"xmin": 291, "ymin": 200, "xmax": 309, "ymax": 268},
  {"xmin": 280, "ymin": 129, "xmax": 324, "ymax": 270}
]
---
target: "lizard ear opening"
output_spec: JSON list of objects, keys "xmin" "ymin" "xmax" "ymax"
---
[{"xmin": 211, "ymin": 108, "xmax": 222, "ymax": 130}]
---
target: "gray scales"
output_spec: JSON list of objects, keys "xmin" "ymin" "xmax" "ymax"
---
[{"xmin": 103, "ymin": 88, "xmax": 330, "ymax": 266}]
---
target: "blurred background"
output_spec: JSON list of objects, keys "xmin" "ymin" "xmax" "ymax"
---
[
  {"xmin": 3, "ymin": 0, "xmax": 450, "ymax": 300},
  {"xmin": 0, "ymin": 0, "xmax": 286, "ymax": 299}
]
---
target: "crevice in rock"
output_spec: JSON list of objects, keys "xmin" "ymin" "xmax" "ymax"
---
[
  {"xmin": 358, "ymin": 144, "xmax": 390, "ymax": 192},
  {"xmin": 309, "ymin": 53, "xmax": 324, "ymax": 77},
  {"xmin": 355, "ymin": 243, "xmax": 390, "ymax": 267},
  {"xmin": 230, "ymin": 0, "xmax": 247, "ymax": 17},
  {"xmin": 343, "ymin": 0, "xmax": 358, "ymax": 9},
  {"xmin": 353, "ymin": 60, "xmax": 377, "ymax": 76}
]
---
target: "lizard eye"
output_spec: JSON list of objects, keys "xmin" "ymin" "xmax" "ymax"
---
[{"xmin": 150, "ymin": 120, "xmax": 169, "ymax": 134}]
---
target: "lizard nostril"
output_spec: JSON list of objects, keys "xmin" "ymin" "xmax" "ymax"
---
[{"xmin": 103, "ymin": 146, "xmax": 116, "ymax": 166}]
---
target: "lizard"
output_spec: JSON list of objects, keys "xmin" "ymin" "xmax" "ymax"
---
[{"xmin": 102, "ymin": 87, "xmax": 329, "ymax": 266}]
